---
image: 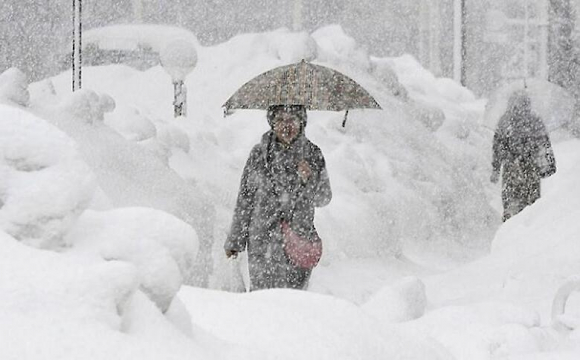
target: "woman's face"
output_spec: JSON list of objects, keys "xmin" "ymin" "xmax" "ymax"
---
[{"xmin": 273, "ymin": 112, "xmax": 301, "ymax": 145}]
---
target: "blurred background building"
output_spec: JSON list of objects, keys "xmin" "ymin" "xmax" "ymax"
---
[{"xmin": 1, "ymin": 0, "xmax": 579, "ymax": 97}]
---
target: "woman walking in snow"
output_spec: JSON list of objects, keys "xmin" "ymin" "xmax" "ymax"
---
[{"xmin": 225, "ymin": 104, "xmax": 332, "ymax": 291}]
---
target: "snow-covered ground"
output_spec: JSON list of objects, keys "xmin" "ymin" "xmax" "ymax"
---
[{"xmin": 1, "ymin": 25, "xmax": 579, "ymax": 359}]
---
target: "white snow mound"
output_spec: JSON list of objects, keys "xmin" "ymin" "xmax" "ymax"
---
[
  {"xmin": 0, "ymin": 104, "xmax": 95, "ymax": 248},
  {"xmin": 66, "ymin": 207, "xmax": 199, "ymax": 312}
]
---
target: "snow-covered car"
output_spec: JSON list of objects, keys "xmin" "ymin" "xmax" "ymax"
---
[{"xmin": 59, "ymin": 24, "xmax": 198, "ymax": 71}]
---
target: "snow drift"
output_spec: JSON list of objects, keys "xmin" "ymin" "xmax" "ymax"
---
[{"xmin": 1, "ymin": 24, "xmax": 578, "ymax": 360}]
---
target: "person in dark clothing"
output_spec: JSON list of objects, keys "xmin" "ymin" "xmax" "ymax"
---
[
  {"xmin": 491, "ymin": 90, "xmax": 555, "ymax": 221},
  {"xmin": 225, "ymin": 104, "xmax": 332, "ymax": 291}
]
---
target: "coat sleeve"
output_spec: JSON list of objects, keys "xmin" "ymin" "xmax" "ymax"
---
[
  {"xmin": 491, "ymin": 129, "xmax": 504, "ymax": 175},
  {"xmin": 224, "ymin": 147, "xmax": 259, "ymax": 253},
  {"xmin": 537, "ymin": 121, "xmax": 556, "ymax": 176},
  {"xmin": 307, "ymin": 148, "xmax": 332, "ymax": 207}
]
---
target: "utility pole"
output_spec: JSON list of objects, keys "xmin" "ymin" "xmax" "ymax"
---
[
  {"xmin": 72, "ymin": 0, "xmax": 82, "ymax": 91},
  {"xmin": 453, "ymin": 0, "xmax": 467, "ymax": 86}
]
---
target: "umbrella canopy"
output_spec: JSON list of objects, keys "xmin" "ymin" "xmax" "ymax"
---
[
  {"xmin": 483, "ymin": 78, "xmax": 575, "ymax": 132},
  {"xmin": 223, "ymin": 60, "xmax": 381, "ymax": 112}
]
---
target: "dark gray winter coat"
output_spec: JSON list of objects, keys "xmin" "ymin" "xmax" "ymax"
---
[
  {"xmin": 492, "ymin": 92, "xmax": 554, "ymax": 221},
  {"xmin": 225, "ymin": 131, "xmax": 332, "ymax": 290}
]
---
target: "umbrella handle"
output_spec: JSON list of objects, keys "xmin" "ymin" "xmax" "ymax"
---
[{"xmin": 342, "ymin": 109, "xmax": 349, "ymax": 127}]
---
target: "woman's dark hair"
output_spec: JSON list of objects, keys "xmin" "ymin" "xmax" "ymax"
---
[
  {"xmin": 507, "ymin": 90, "xmax": 531, "ymax": 115},
  {"xmin": 267, "ymin": 104, "xmax": 307, "ymax": 128}
]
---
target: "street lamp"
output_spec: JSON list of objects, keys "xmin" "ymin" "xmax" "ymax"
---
[
  {"xmin": 160, "ymin": 39, "xmax": 197, "ymax": 118},
  {"xmin": 72, "ymin": 0, "xmax": 82, "ymax": 91},
  {"xmin": 453, "ymin": 0, "xmax": 467, "ymax": 86}
]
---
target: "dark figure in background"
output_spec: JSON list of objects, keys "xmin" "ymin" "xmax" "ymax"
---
[
  {"xmin": 491, "ymin": 91, "xmax": 556, "ymax": 221},
  {"xmin": 225, "ymin": 105, "xmax": 332, "ymax": 291}
]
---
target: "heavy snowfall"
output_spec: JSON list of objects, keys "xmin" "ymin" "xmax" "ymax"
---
[{"xmin": 1, "ymin": 1, "xmax": 580, "ymax": 359}]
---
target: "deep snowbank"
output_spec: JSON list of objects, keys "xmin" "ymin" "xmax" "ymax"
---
[
  {"xmin": 179, "ymin": 286, "xmax": 454, "ymax": 360},
  {"xmin": 2, "ymin": 24, "xmax": 578, "ymax": 360},
  {"xmin": 0, "ymin": 104, "xmax": 94, "ymax": 248},
  {"xmin": 413, "ymin": 139, "xmax": 580, "ymax": 359},
  {"xmin": 0, "ymin": 102, "xmax": 208, "ymax": 358},
  {"xmin": 30, "ymin": 88, "xmax": 214, "ymax": 286},
  {"xmin": 0, "ymin": 230, "xmax": 220, "ymax": 360},
  {"xmin": 66, "ymin": 208, "xmax": 199, "ymax": 312}
]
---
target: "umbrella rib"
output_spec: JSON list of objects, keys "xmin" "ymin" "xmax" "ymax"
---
[
  {"xmin": 301, "ymin": 61, "xmax": 308, "ymax": 107},
  {"xmin": 283, "ymin": 69, "xmax": 290, "ymax": 105},
  {"xmin": 312, "ymin": 67, "xmax": 318, "ymax": 109},
  {"xmin": 276, "ymin": 71, "xmax": 283, "ymax": 105},
  {"xmin": 305, "ymin": 65, "xmax": 311, "ymax": 108}
]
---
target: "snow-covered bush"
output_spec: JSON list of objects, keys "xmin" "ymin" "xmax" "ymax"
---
[
  {"xmin": 0, "ymin": 68, "xmax": 30, "ymax": 107},
  {"xmin": 0, "ymin": 104, "xmax": 95, "ymax": 249},
  {"xmin": 66, "ymin": 208, "xmax": 199, "ymax": 312}
]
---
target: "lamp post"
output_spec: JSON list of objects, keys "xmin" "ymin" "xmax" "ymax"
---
[
  {"xmin": 72, "ymin": 0, "xmax": 82, "ymax": 91},
  {"xmin": 160, "ymin": 40, "xmax": 197, "ymax": 118},
  {"xmin": 453, "ymin": 0, "xmax": 467, "ymax": 86}
]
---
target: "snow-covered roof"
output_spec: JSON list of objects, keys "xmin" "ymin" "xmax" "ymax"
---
[{"xmin": 82, "ymin": 24, "xmax": 198, "ymax": 52}]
